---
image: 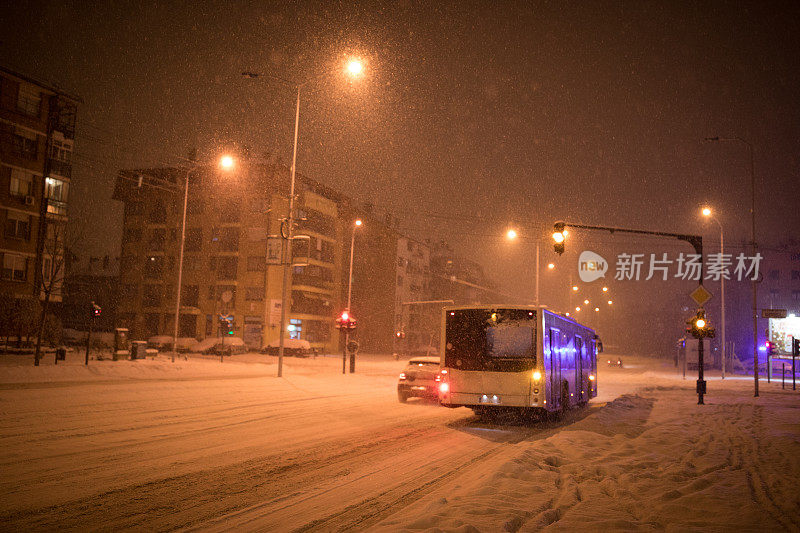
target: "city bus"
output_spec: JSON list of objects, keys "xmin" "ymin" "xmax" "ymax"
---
[{"xmin": 438, "ymin": 305, "xmax": 598, "ymax": 417}]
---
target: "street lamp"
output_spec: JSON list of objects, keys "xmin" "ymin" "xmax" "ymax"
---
[
  {"xmin": 701, "ymin": 206, "xmax": 727, "ymax": 379},
  {"xmin": 244, "ymin": 57, "xmax": 365, "ymax": 377},
  {"xmin": 347, "ymin": 219, "xmax": 362, "ymax": 311},
  {"xmin": 704, "ymin": 136, "xmax": 758, "ymax": 396},
  {"xmin": 172, "ymin": 155, "xmax": 235, "ymax": 362}
]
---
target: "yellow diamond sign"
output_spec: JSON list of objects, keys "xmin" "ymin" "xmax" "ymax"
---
[{"xmin": 690, "ymin": 285, "xmax": 712, "ymax": 307}]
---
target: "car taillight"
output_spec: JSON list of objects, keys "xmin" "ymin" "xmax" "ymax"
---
[{"xmin": 399, "ymin": 372, "xmax": 406, "ymax": 380}]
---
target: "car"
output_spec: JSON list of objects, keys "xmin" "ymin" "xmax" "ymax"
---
[
  {"xmin": 262, "ymin": 338, "xmax": 312, "ymax": 357},
  {"xmin": 397, "ymin": 356, "xmax": 441, "ymax": 403},
  {"xmin": 607, "ymin": 358, "xmax": 623, "ymax": 368}
]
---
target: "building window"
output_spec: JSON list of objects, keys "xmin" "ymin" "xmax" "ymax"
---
[
  {"xmin": 144, "ymin": 313, "xmax": 160, "ymax": 337},
  {"xmin": 4, "ymin": 210, "xmax": 30, "ymax": 240},
  {"xmin": 48, "ymin": 139, "xmax": 72, "ymax": 164},
  {"xmin": 182, "ymin": 285, "xmax": 199, "ymax": 307},
  {"xmin": 1, "ymin": 253, "xmax": 27, "ymax": 281},
  {"xmin": 212, "ymin": 226, "xmax": 239, "ymax": 252},
  {"xmin": 11, "ymin": 127, "xmax": 38, "ymax": 159},
  {"xmin": 123, "ymin": 227, "xmax": 141, "ymax": 244},
  {"xmin": 127, "ymin": 201, "xmax": 143, "ymax": 217},
  {"xmin": 45, "ymin": 177, "xmax": 69, "ymax": 215},
  {"xmin": 9, "ymin": 168, "xmax": 34, "ymax": 197},
  {"xmin": 143, "ymin": 285, "xmax": 162, "ymax": 307},
  {"xmin": 247, "ymin": 197, "xmax": 269, "ymax": 214},
  {"xmin": 16, "ymin": 84, "xmax": 41, "ymax": 116},
  {"xmin": 216, "ymin": 257, "xmax": 238, "ymax": 280},
  {"xmin": 147, "ymin": 200, "xmax": 167, "ymax": 223},
  {"xmin": 247, "ymin": 256, "xmax": 266, "ymax": 271},
  {"xmin": 147, "ymin": 229, "xmax": 166, "ymax": 252},
  {"xmin": 144, "ymin": 256, "xmax": 165, "ymax": 279},
  {"xmin": 219, "ymin": 199, "xmax": 241, "ymax": 223},
  {"xmin": 245, "ymin": 286, "xmax": 265, "ymax": 301},
  {"xmin": 792, "ymin": 270, "xmax": 800, "ymax": 281},
  {"xmin": 183, "ymin": 255, "xmax": 201, "ymax": 271},
  {"xmin": 185, "ymin": 228, "xmax": 202, "ymax": 252}
]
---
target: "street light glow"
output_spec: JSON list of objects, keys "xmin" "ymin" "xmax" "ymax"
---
[
  {"xmin": 602, "ymin": 286, "xmax": 608, "ymax": 292},
  {"xmin": 355, "ymin": 219, "xmax": 362, "ymax": 227},
  {"xmin": 552, "ymin": 231, "xmax": 565, "ymax": 243},
  {"xmin": 572, "ymin": 286, "xmax": 578, "ymax": 291},
  {"xmin": 584, "ymin": 299, "xmax": 589, "ymax": 305},
  {"xmin": 346, "ymin": 59, "xmax": 364, "ymax": 76},
  {"xmin": 702, "ymin": 207, "xmax": 712, "ymax": 217},
  {"xmin": 594, "ymin": 307, "xmax": 600, "ymax": 312},
  {"xmin": 575, "ymin": 306, "xmax": 581, "ymax": 312},
  {"xmin": 608, "ymin": 300, "xmax": 613, "ymax": 305},
  {"xmin": 547, "ymin": 263, "xmax": 555, "ymax": 270},
  {"xmin": 220, "ymin": 155, "xmax": 235, "ymax": 169},
  {"xmin": 506, "ymin": 228, "xmax": 517, "ymax": 240}
]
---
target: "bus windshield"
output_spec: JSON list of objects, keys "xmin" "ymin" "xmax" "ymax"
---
[
  {"xmin": 487, "ymin": 324, "xmax": 534, "ymax": 357},
  {"xmin": 445, "ymin": 308, "xmax": 537, "ymax": 371}
]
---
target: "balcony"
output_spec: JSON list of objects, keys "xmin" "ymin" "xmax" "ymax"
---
[{"xmin": 48, "ymin": 158, "xmax": 72, "ymax": 179}]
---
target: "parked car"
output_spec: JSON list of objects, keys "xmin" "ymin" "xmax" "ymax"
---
[
  {"xmin": 190, "ymin": 337, "xmax": 247, "ymax": 355},
  {"xmin": 262, "ymin": 338, "xmax": 312, "ymax": 357},
  {"xmin": 397, "ymin": 356, "xmax": 441, "ymax": 403}
]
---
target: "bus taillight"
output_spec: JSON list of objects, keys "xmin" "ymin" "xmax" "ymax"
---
[{"xmin": 439, "ymin": 382, "xmax": 450, "ymax": 393}]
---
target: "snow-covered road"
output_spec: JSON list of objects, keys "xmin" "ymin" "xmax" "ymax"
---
[{"xmin": 0, "ymin": 353, "xmax": 798, "ymax": 531}]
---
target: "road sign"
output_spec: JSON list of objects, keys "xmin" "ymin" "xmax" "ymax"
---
[
  {"xmin": 762, "ymin": 309, "xmax": 787, "ymax": 319},
  {"xmin": 690, "ymin": 285, "xmax": 712, "ymax": 307}
]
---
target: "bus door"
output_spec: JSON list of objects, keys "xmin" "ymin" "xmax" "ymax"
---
[
  {"xmin": 549, "ymin": 328, "xmax": 561, "ymax": 408},
  {"xmin": 575, "ymin": 335, "xmax": 584, "ymax": 402}
]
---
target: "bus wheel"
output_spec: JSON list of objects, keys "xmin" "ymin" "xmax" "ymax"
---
[{"xmin": 398, "ymin": 391, "xmax": 409, "ymax": 403}]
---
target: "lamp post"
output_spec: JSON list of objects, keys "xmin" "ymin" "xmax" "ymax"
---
[
  {"xmin": 347, "ymin": 219, "xmax": 362, "ymax": 311},
  {"xmin": 701, "ymin": 207, "xmax": 726, "ymax": 379},
  {"xmin": 505, "ymin": 228, "xmax": 545, "ymax": 306},
  {"xmin": 704, "ymin": 136, "xmax": 758, "ymax": 396},
  {"xmin": 244, "ymin": 58, "xmax": 365, "ymax": 377},
  {"xmin": 172, "ymin": 156, "xmax": 234, "ymax": 363}
]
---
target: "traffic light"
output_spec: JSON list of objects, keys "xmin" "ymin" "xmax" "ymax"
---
[
  {"xmin": 219, "ymin": 315, "xmax": 234, "ymax": 335},
  {"xmin": 765, "ymin": 341, "xmax": 774, "ymax": 357},
  {"xmin": 90, "ymin": 301, "xmax": 102, "ymax": 318},
  {"xmin": 687, "ymin": 308, "xmax": 715, "ymax": 339},
  {"xmin": 553, "ymin": 221, "xmax": 566, "ymax": 255},
  {"xmin": 335, "ymin": 311, "xmax": 357, "ymax": 330}
]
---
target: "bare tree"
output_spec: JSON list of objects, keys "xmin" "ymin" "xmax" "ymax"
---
[{"xmin": 33, "ymin": 218, "xmax": 70, "ymax": 366}]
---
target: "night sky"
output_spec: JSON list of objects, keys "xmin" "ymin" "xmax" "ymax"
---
[{"xmin": 2, "ymin": 1, "xmax": 798, "ymax": 317}]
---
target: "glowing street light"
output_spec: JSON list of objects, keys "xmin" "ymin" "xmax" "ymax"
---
[
  {"xmin": 506, "ymin": 228, "xmax": 517, "ymax": 240},
  {"xmin": 347, "ymin": 59, "xmax": 364, "ymax": 76},
  {"xmin": 547, "ymin": 263, "xmax": 555, "ymax": 270},
  {"xmin": 244, "ymin": 58, "xmax": 366, "ymax": 377},
  {"xmin": 173, "ymin": 155, "xmax": 236, "ymax": 362},
  {"xmin": 608, "ymin": 300, "xmax": 613, "ymax": 305},
  {"xmin": 594, "ymin": 307, "xmax": 600, "ymax": 312},
  {"xmin": 602, "ymin": 286, "xmax": 608, "ymax": 292},
  {"xmin": 572, "ymin": 286, "xmax": 579, "ymax": 291},
  {"xmin": 701, "ymin": 205, "xmax": 727, "ymax": 378},
  {"xmin": 575, "ymin": 306, "xmax": 581, "ymax": 312},
  {"xmin": 584, "ymin": 299, "xmax": 589, "ymax": 305}
]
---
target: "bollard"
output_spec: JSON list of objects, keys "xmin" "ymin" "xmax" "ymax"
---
[{"xmin": 783, "ymin": 363, "xmax": 785, "ymax": 389}]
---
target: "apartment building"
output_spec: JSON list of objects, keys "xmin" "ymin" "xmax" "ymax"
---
[
  {"xmin": 0, "ymin": 66, "xmax": 78, "ymax": 304},
  {"xmin": 112, "ymin": 160, "xmax": 346, "ymax": 353}
]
